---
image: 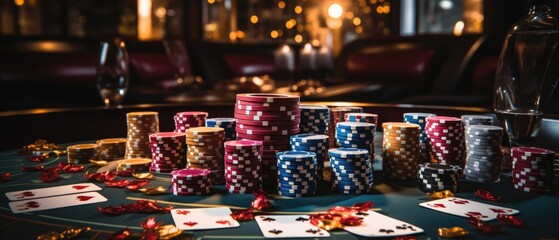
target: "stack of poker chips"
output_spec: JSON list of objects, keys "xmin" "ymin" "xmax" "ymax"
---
[
  {"xmin": 148, "ymin": 132, "xmax": 186, "ymax": 173},
  {"xmin": 206, "ymin": 118, "xmax": 236, "ymax": 141},
  {"xmin": 234, "ymin": 93, "xmax": 300, "ymax": 190},
  {"xmin": 335, "ymin": 122, "xmax": 375, "ymax": 160},
  {"xmin": 461, "ymin": 115, "xmax": 494, "ymax": 126},
  {"xmin": 512, "ymin": 147, "xmax": 555, "ymax": 192},
  {"xmin": 126, "ymin": 112, "xmax": 159, "ymax": 158},
  {"xmin": 277, "ymin": 151, "xmax": 318, "ymax": 197},
  {"xmin": 116, "ymin": 158, "xmax": 152, "ymax": 172},
  {"xmin": 224, "ymin": 140, "xmax": 263, "ymax": 194},
  {"xmin": 96, "ymin": 138, "xmax": 127, "ymax": 161},
  {"xmin": 186, "ymin": 127, "xmax": 225, "ymax": 184},
  {"xmin": 328, "ymin": 107, "xmax": 363, "ymax": 149},
  {"xmin": 382, "ymin": 122, "xmax": 421, "ymax": 180},
  {"xmin": 299, "ymin": 105, "xmax": 330, "ymax": 134},
  {"xmin": 418, "ymin": 163, "xmax": 460, "ymax": 193},
  {"xmin": 463, "ymin": 125, "xmax": 503, "ymax": 183},
  {"xmin": 174, "ymin": 111, "xmax": 208, "ymax": 133},
  {"xmin": 344, "ymin": 113, "xmax": 378, "ymax": 130},
  {"xmin": 403, "ymin": 113, "xmax": 436, "ymax": 162},
  {"xmin": 67, "ymin": 143, "xmax": 99, "ymax": 164},
  {"xmin": 170, "ymin": 168, "xmax": 213, "ymax": 196},
  {"xmin": 329, "ymin": 148, "xmax": 373, "ymax": 194},
  {"xmin": 425, "ymin": 116, "xmax": 464, "ymax": 165},
  {"xmin": 290, "ymin": 134, "xmax": 330, "ymax": 181}
]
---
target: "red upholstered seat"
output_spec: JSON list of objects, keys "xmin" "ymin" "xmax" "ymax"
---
[{"xmin": 222, "ymin": 54, "xmax": 275, "ymax": 77}]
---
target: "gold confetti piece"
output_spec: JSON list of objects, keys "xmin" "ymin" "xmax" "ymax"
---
[
  {"xmin": 133, "ymin": 172, "xmax": 154, "ymax": 180},
  {"xmin": 316, "ymin": 219, "xmax": 344, "ymax": 231},
  {"xmin": 438, "ymin": 226, "xmax": 468, "ymax": 238},
  {"xmin": 427, "ymin": 190, "xmax": 454, "ymax": 200},
  {"xmin": 37, "ymin": 227, "xmax": 90, "ymax": 240},
  {"xmin": 138, "ymin": 186, "xmax": 167, "ymax": 195},
  {"xmin": 156, "ymin": 225, "xmax": 183, "ymax": 239},
  {"xmin": 89, "ymin": 160, "xmax": 108, "ymax": 167}
]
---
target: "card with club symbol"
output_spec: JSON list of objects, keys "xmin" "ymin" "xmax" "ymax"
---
[
  {"xmin": 343, "ymin": 210, "xmax": 423, "ymax": 237},
  {"xmin": 255, "ymin": 215, "xmax": 330, "ymax": 238},
  {"xmin": 170, "ymin": 207, "xmax": 240, "ymax": 230},
  {"xmin": 5, "ymin": 183, "xmax": 102, "ymax": 201},
  {"xmin": 419, "ymin": 197, "xmax": 519, "ymax": 221},
  {"xmin": 8, "ymin": 191, "xmax": 107, "ymax": 214}
]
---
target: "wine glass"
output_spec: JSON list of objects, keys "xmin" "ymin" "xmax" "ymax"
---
[
  {"xmin": 163, "ymin": 39, "xmax": 195, "ymax": 90},
  {"xmin": 96, "ymin": 39, "xmax": 129, "ymax": 107},
  {"xmin": 494, "ymin": 5, "xmax": 559, "ymax": 147}
]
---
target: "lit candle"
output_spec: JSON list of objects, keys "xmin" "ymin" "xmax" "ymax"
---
[
  {"xmin": 274, "ymin": 44, "xmax": 295, "ymax": 72},
  {"xmin": 316, "ymin": 45, "xmax": 333, "ymax": 69},
  {"xmin": 299, "ymin": 43, "xmax": 317, "ymax": 71}
]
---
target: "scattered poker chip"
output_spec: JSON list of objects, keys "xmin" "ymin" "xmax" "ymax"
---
[
  {"xmin": 417, "ymin": 163, "xmax": 461, "ymax": 193},
  {"xmin": 67, "ymin": 143, "xmax": 99, "ymax": 164},
  {"xmin": 328, "ymin": 148, "xmax": 373, "ymax": 195},
  {"xmin": 463, "ymin": 125, "xmax": 503, "ymax": 183},
  {"xmin": 126, "ymin": 112, "xmax": 159, "ymax": 159},
  {"xmin": 511, "ymin": 147, "xmax": 555, "ymax": 193},
  {"xmin": 174, "ymin": 111, "xmax": 208, "ymax": 133}
]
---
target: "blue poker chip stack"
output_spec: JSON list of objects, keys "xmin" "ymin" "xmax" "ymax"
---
[
  {"xmin": 335, "ymin": 122, "xmax": 375, "ymax": 162},
  {"xmin": 290, "ymin": 134, "xmax": 330, "ymax": 181},
  {"xmin": 276, "ymin": 151, "xmax": 317, "ymax": 197},
  {"xmin": 328, "ymin": 148, "xmax": 373, "ymax": 194},
  {"xmin": 206, "ymin": 118, "xmax": 236, "ymax": 141},
  {"xmin": 403, "ymin": 113, "xmax": 436, "ymax": 162},
  {"xmin": 299, "ymin": 105, "xmax": 330, "ymax": 134}
]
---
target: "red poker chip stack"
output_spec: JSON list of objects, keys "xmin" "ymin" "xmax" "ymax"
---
[
  {"xmin": 425, "ymin": 116, "xmax": 465, "ymax": 165},
  {"xmin": 170, "ymin": 168, "xmax": 213, "ymax": 196},
  {"xmin": 224, "ymin": 140, "xmax": 263, "ymax": 193},
  {"xmin": 148, "ymin": 132, "xmax": 186, "ymax": 173},
  {"xmin": 511, "ymin": 147, "xmax": 555, "ymax": 192},
  {"xmin": 234, "ymin": 93, "xmax": 300, "ymax": 190},
  {"xmin": 174, "ymin": 111, "xmax": 208, "ymax": 133},
  {"xmin": 329, "ymin": 107, "xmax": 363, "ymax": 149},
  {"xmin": 186, "ymin": 127, "xmax": 226, "ymax": 184}
]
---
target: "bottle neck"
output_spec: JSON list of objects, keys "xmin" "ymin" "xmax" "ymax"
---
[{"xmin": 529, "ymin": 5, "xmax": 552, "ymax": 15}]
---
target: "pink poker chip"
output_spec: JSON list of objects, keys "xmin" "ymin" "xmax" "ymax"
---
[
  {"xmin": 512, "ymin": 147, "xmax": 555, "ymax": 156},
  {"xmin": 149, "ymin": 132, "xmax": 186, "ymax": 140},
  {"xmin": 426, "ymin": 116, "xmax": 462, "ymax": 124},
  {"xmin": 236, "ymin": 93, "xmax": 299, "ymax": 104},
  {"xmin": 224, "ymin": 140, "xmax": 264, "ymax": 149},
  {"xmin": 175, "ymin": 111, "xmax": 208, "ymax": 117},
  {"xmin": 171, "ymin": 168, "xmax": 212, "ymax": 178}
]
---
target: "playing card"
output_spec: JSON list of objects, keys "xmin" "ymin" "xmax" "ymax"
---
[
  {"xmin": 170, "ymin": 207, "xmax": 240, "ymax": 230},
  {"xmin": 344, "ymin": 210, "xmax": 424, "ymax": 237},
  {"xmin": 5, "ymin": 183, "xmax": 102, "ymax": 201},
  {"xmin": 255, "ymin": 215, "xmax": 330, "ymax": 238},
  {"xmin": 9, "ymin": 191, "xmax": 107, "ymax": 214},
  {"xmin": 419, "ymin": 197, "xmax": 519, "ymax": 221}
]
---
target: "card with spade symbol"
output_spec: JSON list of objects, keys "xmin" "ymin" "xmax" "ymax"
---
[
  {"xmin": 344, "ymin": 210, "xmax": 423, "ymax": 237},
  {"xmin": 255, "ymin": 215, "xmax": 330, "ymax": 238},
  {"xmin": 419, "ymin": 197, "xmax": 519, "ymax": 221},
  {"xmin": 170, "ymin": 207, "xmax": 240, "ymax": 230},
  {"xmin": 5, "ymin": 183, "xmax": 102, "ymax": 201},
  {"xmin": 8, "ymin": 191, "xmax": 107, "ymax": 214}
]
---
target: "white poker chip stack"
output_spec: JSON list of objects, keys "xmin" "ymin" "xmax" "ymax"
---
[
  {"xmin": 461, "ymin": 115, "xmax": 494, "ymax": 126},
  {"xmin": 463, "ymin": 125, "xmax": 504, "ymax": 183},
  {"xmin": 126, "ymin": 112, "xmax": 159, "ymax": 159}
]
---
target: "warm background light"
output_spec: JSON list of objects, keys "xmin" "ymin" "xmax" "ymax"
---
[
  {"xmin": 250, "ymin": 15, "xmax": 258, "ymax": 24},
  {"xmin": 328, "ymin": 3, "xmax": 343, "ymax": 19}
]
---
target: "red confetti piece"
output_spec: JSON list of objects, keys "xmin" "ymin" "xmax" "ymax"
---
[
  {"xmin": 497, "ymin": 214, "xmax": 525, "ymax": 228},
  {"xmin": 351, "ymin": 201, "xmax": 375, "ymax": 212},
  {"xmin": 474, "ymin": 189, "xmax": 500, "ymax": 202},
  {"xmin": 394, "ymin": 236, "xmax": 418, "ymax": 240},
  {"xmin": 125, "ymin": 180, "xmax": 149, "ymax": 191},
  {"xmin": 40, "ymin": 168, "xmax": 59, "ymax": 182},
  {"xmin": 105, "ymin": 180, "xmax": 130, "ymax": 188},
  {"xmin": 230, "ymin": 209, "xmax": 254, "ymax": 221},
  {"xmin": 85, "ymin": 171, "xmax": 117, "ymax": 182},
  {"xmin": 115, "ymin": 170, "xmax": 134, "ymax": 177},
  {"xmin": 141, "ymin": 217, "xmax": 162, "ymax": 230},
  {"xmin": 468, "ymin": 216, "xmax": 501, "ymax": 234},
  {"xmin": 140, "ymin": 230, "xmax": 158, "ymax": 240},
  {"xmin": 108, "ymin": 229, "xmax": 131, "ymax": 240},
  {"xmin": 0, "ymin": 172, "xmax": 11, "ymax": 182},
  {"xmin": 27, "ymin": 155, "xmax": 47, "ymax": 162},
  {"xmin": 55, "ymin": 162, "xmax": 84, "ymax": 173},
  {"xmin": 99, "ymin": 200, "xmax": 173, "ymax": 216},
  {"xmin": 339, "ymin": 216, "xmax": 363, "ymax": 226},
  {"xmin": 251, "ymin": 190, "xmax": 272, "ymax": 210},
  {"xmin": 21, "ymin": 165, "xmax": 45, "ymax": 172}
]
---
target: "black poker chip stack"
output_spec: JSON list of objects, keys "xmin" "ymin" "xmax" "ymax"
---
[{"xmin": 417, "ymin": 163, "xmax": 461, "ymax": 193}]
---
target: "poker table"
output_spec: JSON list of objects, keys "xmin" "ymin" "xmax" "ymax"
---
[{"xmin": 1, "ymin": 102, "xmax": 559, "ymax": 239}]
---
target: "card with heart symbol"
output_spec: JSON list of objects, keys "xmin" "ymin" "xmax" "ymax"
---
[
  {"xmin": 5, "ymin": 183, "xmax": 102, "ymax": 201},
  {"xmin": 8, "ymin": 191, "xmax": 107, "ymax": 214},
  {"xmin": 170, "ymin": 207, "xmax": 240, "ymax": 230},
  {"xmin": 419, "ymin": 197, "xmax": 519, "ymax": 221},
  {"xmin": 255, "ymin": 215, "xmax": 330, "ymax": 238},
  {"xmin": 343, "ymin": 210, "xmax": 424, "ymax": 237}
]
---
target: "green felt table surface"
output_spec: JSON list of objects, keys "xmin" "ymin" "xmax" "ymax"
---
[{"xmin": 1, "ymin": 136, "xmax": 558, "ymax": 240}]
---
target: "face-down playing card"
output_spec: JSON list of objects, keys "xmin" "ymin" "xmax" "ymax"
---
[
  {"xmin": 171, "ymin": 207, "xmax": 240, "ymax": 230},
  {"xmin": 255, "ymin": 215, "xmax": 331, "ymax": 238},
  {"xmin": 419, "ymin": 197, "xmax": 519, "ymax": 221},
  {"xmin": 9, "ymin": 191, "xmax": 107, "ymax": 214},
  {"xmin": 343, "ymin": 210, "xmax": 424, "ymax": 237}
]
